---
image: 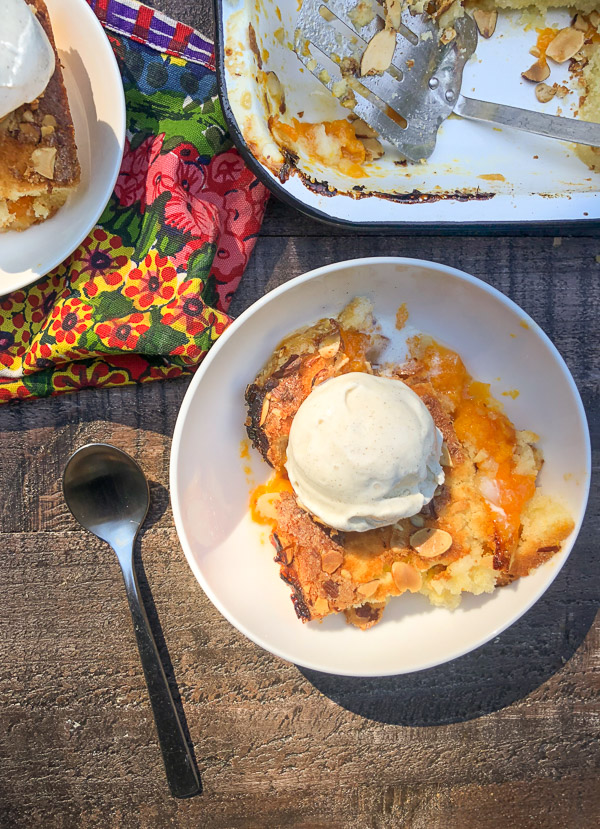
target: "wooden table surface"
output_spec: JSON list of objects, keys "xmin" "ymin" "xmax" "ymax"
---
[{"xmin": 1, "ymin": 2, "xmax": 599, "ymax": 827}]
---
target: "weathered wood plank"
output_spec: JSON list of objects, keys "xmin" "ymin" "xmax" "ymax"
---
[{"xmin": 0, "ymin": 0, "xmax": 598, "ymax": 826}]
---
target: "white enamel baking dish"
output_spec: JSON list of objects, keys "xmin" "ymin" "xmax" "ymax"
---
[{"xmin": 215, "ymin": 0, "xmax": 600, "ymax": 229}]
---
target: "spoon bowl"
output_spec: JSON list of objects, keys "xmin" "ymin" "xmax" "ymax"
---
[{"xmin": 63, "ymin": 443, "xmax": 149, "ymax": 550}]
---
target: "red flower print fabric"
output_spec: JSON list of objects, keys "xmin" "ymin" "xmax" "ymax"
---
[{"xmin": 0, "ymin": 5, "xmax": 269, "ymax": 403}]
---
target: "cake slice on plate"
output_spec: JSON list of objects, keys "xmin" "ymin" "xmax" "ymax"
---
[{"xmin": 0, "ymin": 0, "xmax": 80, "ymax": 232}]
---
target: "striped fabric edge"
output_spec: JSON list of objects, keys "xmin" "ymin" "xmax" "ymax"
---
[{"xmin": 86, "ymin": 0, "xmax": 215, "ymax": 69}]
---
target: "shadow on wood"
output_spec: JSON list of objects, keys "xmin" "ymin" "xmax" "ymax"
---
[
  {"xmin": 133, "ymin": 529, "xmax": 203, "ymax": 795},
  {"xmin": 298, "ymin": 510, "xmax": 598, "ymax": 726}
]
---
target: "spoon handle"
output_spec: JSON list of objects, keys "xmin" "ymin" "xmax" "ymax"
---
[{"xmin": 120, "ymin": 560, "xmax": 200, "ymax": 798}]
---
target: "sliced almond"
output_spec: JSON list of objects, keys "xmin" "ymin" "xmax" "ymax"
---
[
  {"xmin": 360, "ymin": 27, "xmax": 396, "ymax": 77},
  {"xmin": 357, "ymin": 579, "xmax": 380, "ymax": 598},
  {"xmin": 30, "ymin": 146, "xmax": 56, "ymax": 179},
  {"xmin": 553, "ymin": 83, "xmax": 569, "ymax": 99},
  {"xmin": 279, "ymin": 544, "xmax": 294, "ymax": 565},
  {"xmin": 473, "ymin": 9, "xmax": 497, "ymax": 39},
  {"xmin": 361, "ymin": 137, "xmax": 384, "ymax": 161},
  {"xmin": 410, "ymin": 527, "xmax": 453, "ymax": 558},
  {"xmin": 440, "ymin": 442, "xmax": 452, "ymax": 467},
  {"xmin": 265, "ymin": 71, "xmax": 286, "ymax": 115},
  {"xmin": 318, "ymin": 331, "xmax": 341, "ymax": 359},
  {"xmin": 312, "ymin": 597, "xmax": 330, "ymax": 616},
  {"xmin": 529, "ymin": 46, "xmax": 541, "ymax": 58},
  {"xmin": 589, "ymin": 11, "xmax": 600, "ymax": 29},
  {"xmin": 385, "ymin": 0, "xmax": 401, "ymax": 30},
  {"xmin": 350, "ymin": 115, "xmax": 379, "ymax": 139},
  {"xmin": 334, "ymin": 354, "xmax": 350, "ymax": 371},
  {"xmin": 392, "ymin": 561, "xmax": 422, "ymax": 593},
  {"xmin": 545, "ymin": 28, "xmax": 584, "ymax": 63},
  {"xmin": 535, "ymin": 82, "xmax": 556, "ymax": 103},
  {"xmin": 522, "ymin": 60, "xmax": 550, "ymax": 83},
  {"xmin": 321, "ymin": 549, "xmax": 344, "ymax": 574},
  {"xmin": 572, "ymin": 14, "xmax": 589, "ymax": 32},
  {"xmin": 258, "ymin": 393, "xmax": 271, "ymax": 427}
]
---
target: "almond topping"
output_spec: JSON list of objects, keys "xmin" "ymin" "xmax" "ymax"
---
[
  {"xmin": 361, "ymin": 137, "xmax": 384, "ymax": 161},
  {"xmin": 440, "ymin": 28, "xmax": 457, "ymax": 45},
  {"xmin": 357, "ymin": 579, "xmax": 380, "ymax": 598},
  {"xmin": 545, "ymin": 28, "xmax": 584, "ymax": 63},
  {"xmin": 385, "ymin": 0, "xmax": 401, "ymax": 31},
  {"xmin": 473, "ymin": 9, "xmax": 497, "ymax": 39},
  {"xmin": 312, "ymin": 597, "xmax": 330, "ymax": 615},
  {"xmin": 349, "ymin": 115, "xmax": 379, "ymax": 139},
  {"xmin": 440, "ymin": 442, "xmax": 452, "ymax": 467},
  {"xmin": 535, "ymin": 82, "xmax": 556, "ymax": 103},
  {"xmin": 42, "ymin": 114, "xmax": 57, "ymax": 127},
  {"xmin": 41, "ymin": 125, "xmax": 54, "ymax": 138},
  {"xmin": 360, "ymin": 27, "xmax": 397, "ymax": 76},
  {"xmin": 265, "ymin": 71, "xmax": 286, "ymax": 115},
  {"xmin": 30, "ymin": 146, "xmax": 56, "ymax": 179},
  {"xmin": 279, "ymin": 544, "xmax": 294, "ymax": 565},
  {"xmin": 572, "ymin": 14, "xmax": 589, "ymax": 32},
  {"xmin": 334, "ymin": 354, "xmax": 350, "ymax": 371},
  {"xmin": 590, "ymin": 11, "xmax": 600, "ymax": 28},
  {"xmin": 522, "ymin": 60, "xmax": 550, "ymax": 83},
  {"xmin": 318, "ymin": 331, "xmax": 341, "ymax": 359},
  {"xmin": 392, "ymin": 561, "xmax": 422, "ymax": 592},
  {"xmin": 321, "ymin": 550, "xmax": 344, "ymax": 574},
  {"xmin": 410, "ymin": 527, "xmax": 453, "ymax": 558},
  {"xmin": 258, "ymin": 393, "xmax": 271, "ymax": 427}
]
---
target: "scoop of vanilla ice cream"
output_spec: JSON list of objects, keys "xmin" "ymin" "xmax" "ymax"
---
[
  {"xmin": 285, "ymin": 372, "xmax": 445, "ymax": 532},
  {"xmin": 0, "ymin": 0, "xmax": 55, "ymax": 120}
]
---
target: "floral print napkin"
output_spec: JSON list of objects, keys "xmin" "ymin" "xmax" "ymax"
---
[{"xmin": 0, "ymin": 0, "xmax": 269, "ymax": 402}]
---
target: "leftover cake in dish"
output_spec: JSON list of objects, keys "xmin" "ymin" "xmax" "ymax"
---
[
  {"xmin": 261, "ymin": 3, "xmax": 600, "ymax": 176},
  {"xmin": 245, "ymin": 298, "xmax": 574, "ymax": 630},
  {"xmin": 0, "ymin": 0, "xmax": 80, "ymax": 232}
]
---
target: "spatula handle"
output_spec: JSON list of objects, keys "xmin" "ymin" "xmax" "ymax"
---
[{"xmin": 455, "ymin": 94, "xmax": 600, "ymax": 147}]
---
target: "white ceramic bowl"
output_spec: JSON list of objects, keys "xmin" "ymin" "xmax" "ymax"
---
[{"xmin": 170, "ymin": 258, "xmax": 591, "ymax": 677}]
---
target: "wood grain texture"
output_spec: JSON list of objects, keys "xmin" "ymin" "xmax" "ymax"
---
[{"xmin": 0, "ymin": 0, "xmax": 599, "ymax": 826}]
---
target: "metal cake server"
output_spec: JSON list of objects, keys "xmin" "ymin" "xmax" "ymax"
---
[
  {"xmin": 294, "ymin": 1, "xmax": 600, "ymax": 162},
  {"xmin": 63, "ymin": 443, "xmax": 200, "ymax": 799}
]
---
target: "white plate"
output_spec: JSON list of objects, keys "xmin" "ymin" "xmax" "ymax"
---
[
  {"xmin": 0, "ymin": 0, "xmax": 126, "ymax": 294},
  {"xmin": 170, "ymin": 258, "xmax": 591, "ymax": 677}
]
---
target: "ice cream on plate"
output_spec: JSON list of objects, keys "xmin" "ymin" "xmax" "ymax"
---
[
  {"xmin": 0, "ymin": 0, "xmax": 55, "ymax": 120},
  {"xmin": 285, "ymin": 372, "xmax": 445, "ymax": 532}
]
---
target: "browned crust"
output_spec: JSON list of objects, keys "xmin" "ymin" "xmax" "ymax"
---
[{"xmin": 246, "ymin": 309, "xmax": 573, "ymax": 629}]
